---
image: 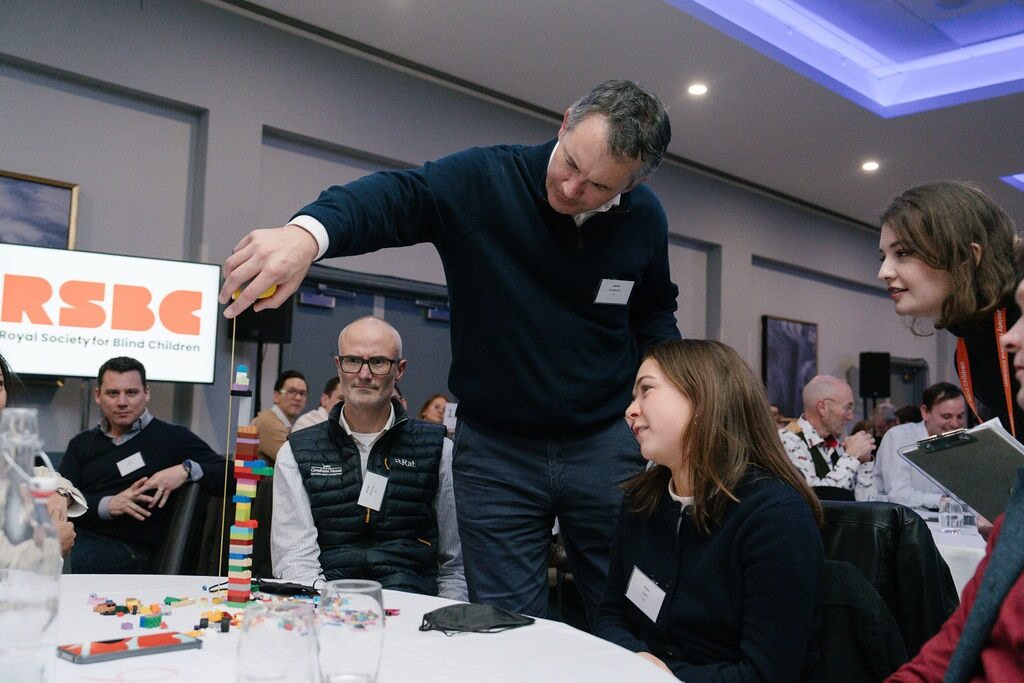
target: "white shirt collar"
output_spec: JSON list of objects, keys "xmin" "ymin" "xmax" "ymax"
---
[
  {"xmin": 271, "ymin": 404, "xmax": 292, "ymax": 429},
  {"xmin": 338, "ymin": 403, "xmax": 396, "ymax": 443},
  {"xmin": 547, "ymin": 142, "xmax": 622, "ymax": 227}
]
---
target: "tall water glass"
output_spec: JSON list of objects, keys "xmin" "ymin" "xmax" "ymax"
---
[
  {"xmin": 318, "ymin": 579, "xmax": 384, "ymax": 683},
  {"xmin": 939, "ymin": 498, "xmax": 965, "ymax": 534},
  {"xmin": 236, "ymin": 602, "xmax": 318, "ymax": 682}
]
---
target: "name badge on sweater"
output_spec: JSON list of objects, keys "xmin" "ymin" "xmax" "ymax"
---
[
  {"xmin": 594, "ymin": 279, "xmax": 634, "ymax": 305},
  {"xmin": 358, "ymin": 471, "xmax": 388, "ymax": 511},
  {"xmin": 626, "ymin": 566, "xmax": 665, "ymax": 623},
  {"xmin": 117, "ymin": 451, "xmax": 146, "ymax": 477}
]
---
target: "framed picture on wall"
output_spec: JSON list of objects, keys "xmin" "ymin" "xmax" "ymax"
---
[
  {"xmin": 0, "ymin": 169, "xmax": 79, "ymax": 249},
  {"xmin": 761, "ymin": 315, "xmax": 818, "ymax": 419}
]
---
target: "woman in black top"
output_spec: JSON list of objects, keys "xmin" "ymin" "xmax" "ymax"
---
[
  {"xmin": 594, "ymin": 339, "xmax": 824, "ymax": 681},
  {"xmin": 878, "ymin": 181, "xmax": 1023, "ymax": 439}
]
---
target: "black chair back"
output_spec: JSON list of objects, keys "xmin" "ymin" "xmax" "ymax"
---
[
  {"xmin": 150, "ymin": 481, "xmax": 200, "ymax": 574},
  {"xmin": 813, "ymin": 485, "xmax": 855, "ymax": 502},
  {"xmin": 820, "ymin": 501, "xmax": 959, "ymax": 657},
  {"xmin": 819, "ymin": 559, "xmax": 908, "ymax": 682}
]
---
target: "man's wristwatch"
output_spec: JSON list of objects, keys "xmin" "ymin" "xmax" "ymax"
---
[{"xmin": 181, "ymin": 459, "xmax": 193, "ymax": 480}]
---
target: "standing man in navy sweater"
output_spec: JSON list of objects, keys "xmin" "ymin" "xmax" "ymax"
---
[
  {"xmin": 59, "ymin": 357, "xmax": 226, "ymax": 573},
  {"xmin": 219, "ymin": 80, "xmax": 680, "ymax": 620}
]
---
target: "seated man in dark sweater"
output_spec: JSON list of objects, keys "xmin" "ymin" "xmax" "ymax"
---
[{"xmin": 59, "ymin": 356, "xmax": 226, "ymax": 573}]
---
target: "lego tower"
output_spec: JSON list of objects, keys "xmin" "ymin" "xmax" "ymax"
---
[{"xmin": 225, "ymin": 366, "xmax": 273, "ymax": 607}]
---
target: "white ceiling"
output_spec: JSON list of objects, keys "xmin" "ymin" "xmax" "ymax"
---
[{"xmin": 218, "ymin": 0, "xmax": 1024, "ymax": 228}]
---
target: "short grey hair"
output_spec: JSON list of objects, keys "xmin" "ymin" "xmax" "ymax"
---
[{"xmin": 565, "ymin": 80, "xmax": 671, "ymax": 180}]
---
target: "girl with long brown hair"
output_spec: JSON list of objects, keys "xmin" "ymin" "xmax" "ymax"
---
[{"xmin": 593, "ymin": 339, "xmax": 823, "ymax": 680}]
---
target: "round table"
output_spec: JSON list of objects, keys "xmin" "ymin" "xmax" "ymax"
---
[
  {"xmin": 55, "ymin": 575, "xmax": 676, "ymax": 682},
  {"xmin": 925, "ymin": 519, "xmax": 987, "ymax": 596}
]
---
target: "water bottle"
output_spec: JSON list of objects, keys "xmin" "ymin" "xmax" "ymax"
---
[{"xmin": 0, "ymin": 408, "xmax": 61, "ymax": 682}]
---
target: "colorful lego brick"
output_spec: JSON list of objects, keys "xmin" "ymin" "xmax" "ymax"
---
[
  {"xmin": 163, "ymin": 597, "xmax": 181, "ymax": 606},
  {"xmin": 140, "ymin": 614, "xmax": 162, "ymax": 628},
  {"xmin": 121, "ymin": 622, "xmax": 134, "ymax": 630},
  {"xmin": 235, "ymin": 520, "xmax": 258, "ymax": 529}
]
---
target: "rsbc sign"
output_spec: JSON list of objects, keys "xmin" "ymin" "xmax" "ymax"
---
[{"xmin": 1, "ymin": 274, "xmax": 203, "ymax": 335}]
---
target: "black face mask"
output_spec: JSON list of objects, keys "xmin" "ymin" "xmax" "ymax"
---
[{"xmin": 419, "ymin": 603, "xmax": 535, "ymax": 636}]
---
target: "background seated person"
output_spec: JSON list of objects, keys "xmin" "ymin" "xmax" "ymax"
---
[
  {"xmin": 781, "ymin": 375, "xmax": 875, "ymax": 501},
  {"xmin": 0, "ymin": 352, "xmax": 82, "ymax": 560},
  {"xmin": 58, "ymin": 356, "xmax": 226, "ymax": 573},
  {"xmin": 874, "ymin": 382, "xmax": 966, "ymax": 510},
  {"xmin": 272, "ymin": 317, "xmax": 467, "ymax": 600},
  {"xmin": 418, "ymin": 393, "xmax": 448, "ymax": 424},
  {"xmin": 252, "ymin": 369, "xmax": 307, "ymax": 463},
  {"xmin": 291, "ymin": 376, "xmax": 343, "ymax": 433},
  {"xmin": 594, "ymin": 339, "xmax": 823, "ymax": 681}
]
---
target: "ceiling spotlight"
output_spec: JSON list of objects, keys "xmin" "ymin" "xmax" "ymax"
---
[
  {"xmin": 688, "ymin": 83, "xmax": 708, "ymax": 96},
  {"xmin": 862, "ymin": 160, "xmax": 880, "ymax": 172}
]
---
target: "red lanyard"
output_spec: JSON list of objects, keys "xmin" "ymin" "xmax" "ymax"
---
[{"xmin": 956, "ymin": 307, "xmax": 1016, "ymax": 437}]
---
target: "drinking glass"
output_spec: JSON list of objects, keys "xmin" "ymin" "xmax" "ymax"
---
[
  {"xmin": 236, "ymin": 602, "xmax": 318, "ymax": 682},
  {"xmin": 939, "ymin": 498, "xmax": 965, "ymax": 534},
  {"xmin": 318, "ymin": 579, "xmax": 384, "ymax": 683}
]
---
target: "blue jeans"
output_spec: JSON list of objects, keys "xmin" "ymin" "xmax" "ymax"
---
[
  {"xmin": 70, "ymin": 528, "xmax": 153, "ymax": 574},
  {"xmin": 452, "ymin": 417, "xmax": 643, "ymax": 622}
]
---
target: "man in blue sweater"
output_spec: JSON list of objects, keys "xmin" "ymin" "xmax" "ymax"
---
[
  {"xmin": 60, "ymin": 357, "xmax": 226, "ymax": 573},
  {"xmin": 220, "ymin": 80, "xmax": 680, "ymax": 620}
]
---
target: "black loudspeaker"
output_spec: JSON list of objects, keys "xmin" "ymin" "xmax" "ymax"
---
[
  {"xmin": 227, "ymin": 298, "xmax": 294, "ymax": 344},
  {"xmin": 859, "ymin": 352, "xmax": 891, "ymax": 398}
]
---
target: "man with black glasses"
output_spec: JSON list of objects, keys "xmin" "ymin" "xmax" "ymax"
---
[
  {"xmin": 271, "ymin": 316, "xmax": 466, "ymax": 599},
  {"xmin": 251, "ymin": 369, "xmax": 308, "ymax": 464}
]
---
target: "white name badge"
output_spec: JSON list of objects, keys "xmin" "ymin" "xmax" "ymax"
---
[
  {"xmin": 116, "ymin": 451, "xmax": 146, "ymax": 478},
  {"xmin": 594, "ymin": 279, "xmax": 634, "ymax": 305},
  {"xmin": 625, "ymin": 566, "xmax": 666, "ymax": 623},
  {"xmin": 357, "ymin": 471, "xmax": 388, "ymax": 511}
]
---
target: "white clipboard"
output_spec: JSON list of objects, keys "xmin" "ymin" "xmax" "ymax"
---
[{"xmin": 899, "ymin": 418, "xmax": 1024, "ymax": 521}]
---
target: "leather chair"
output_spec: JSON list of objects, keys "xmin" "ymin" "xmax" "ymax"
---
[
  {"xmin": 819, "ymin": 559, "xmax": 908, "ymax": 682},
  {"xmin": 150, "ymin": 481, "xmax": 200, "ymax": 574},
  {"xmin": 820, "ymin": 501, "xmax": 959, "ymax": 657}
]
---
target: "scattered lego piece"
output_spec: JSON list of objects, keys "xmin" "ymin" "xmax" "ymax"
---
[
  {"xmin": 160, "ymin": 621, "xmax": 169, "ymax": 629},
  {"xmin": 121, "ymin": 622, "xmax": 134, "ymax": 630},
  {"xmin": 220, "ymin": 620, "xmax": 230, "ymax": 633},
  {"xmin": 385, "ymin": 608, "xmax": 400, "ymax": 616},
  {"xmin": 199, "ymin": 617, "xmax": 209, "ymax": 629},
  {"xmin": 164, "ymin": 596, "xmax": 182, "ymax": 606},
  {"xmin": 140, "ymin": 614, "xmax": 162, "ymax": 629}
]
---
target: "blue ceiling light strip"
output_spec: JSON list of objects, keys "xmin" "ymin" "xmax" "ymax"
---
[
  {"xmin": 665, "ymin": 0, "xmax": 1024, "ymax": 118},
  {"xmin": 1002, "ymin": 174, "xmax": 1024, "ymax": 193}
]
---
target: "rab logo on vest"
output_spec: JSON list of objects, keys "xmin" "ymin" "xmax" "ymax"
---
[
  {"xmin": 311, "ymin": 464, "xmax": 344, "ymax": 477},
  {"xmin": 391, "ymin": 458, "xmax": 416, "ymax": 468}
]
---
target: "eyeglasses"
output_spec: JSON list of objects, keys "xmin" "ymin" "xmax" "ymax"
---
[
  {"xmin": 279, "ymin": 388, "xmax": 308, "ymax": 398},
  {"xmin": 335, "ymin": 355, "xmax": 400, "ymax": 376}
]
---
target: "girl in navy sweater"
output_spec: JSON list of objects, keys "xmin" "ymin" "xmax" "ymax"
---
[{"xmin": 594, "ymin": 339, "xmax": 824, "ymax": 681}]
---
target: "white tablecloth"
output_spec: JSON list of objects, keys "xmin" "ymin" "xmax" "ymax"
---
[
  {"xmin": 54, "ymin": 575, "xmax": 676, "ymax": 682},
  {"xmin": 925, "ymin": 519, "xmax": 987, "ymax": 596}
]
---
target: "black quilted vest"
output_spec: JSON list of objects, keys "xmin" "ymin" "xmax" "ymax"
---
[{"xmin": 290, "ymin": 401, "xmax": 445, "ymax": 595}]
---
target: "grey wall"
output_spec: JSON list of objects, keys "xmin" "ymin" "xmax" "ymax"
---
[{"xmin": 0, "ymin": 0, "xmax": 951, "ymax": 450}]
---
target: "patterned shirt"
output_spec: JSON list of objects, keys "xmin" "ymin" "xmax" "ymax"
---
[{"xmin": 780, "ymin": 417, "xmax": 874, "ymax": 500}]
